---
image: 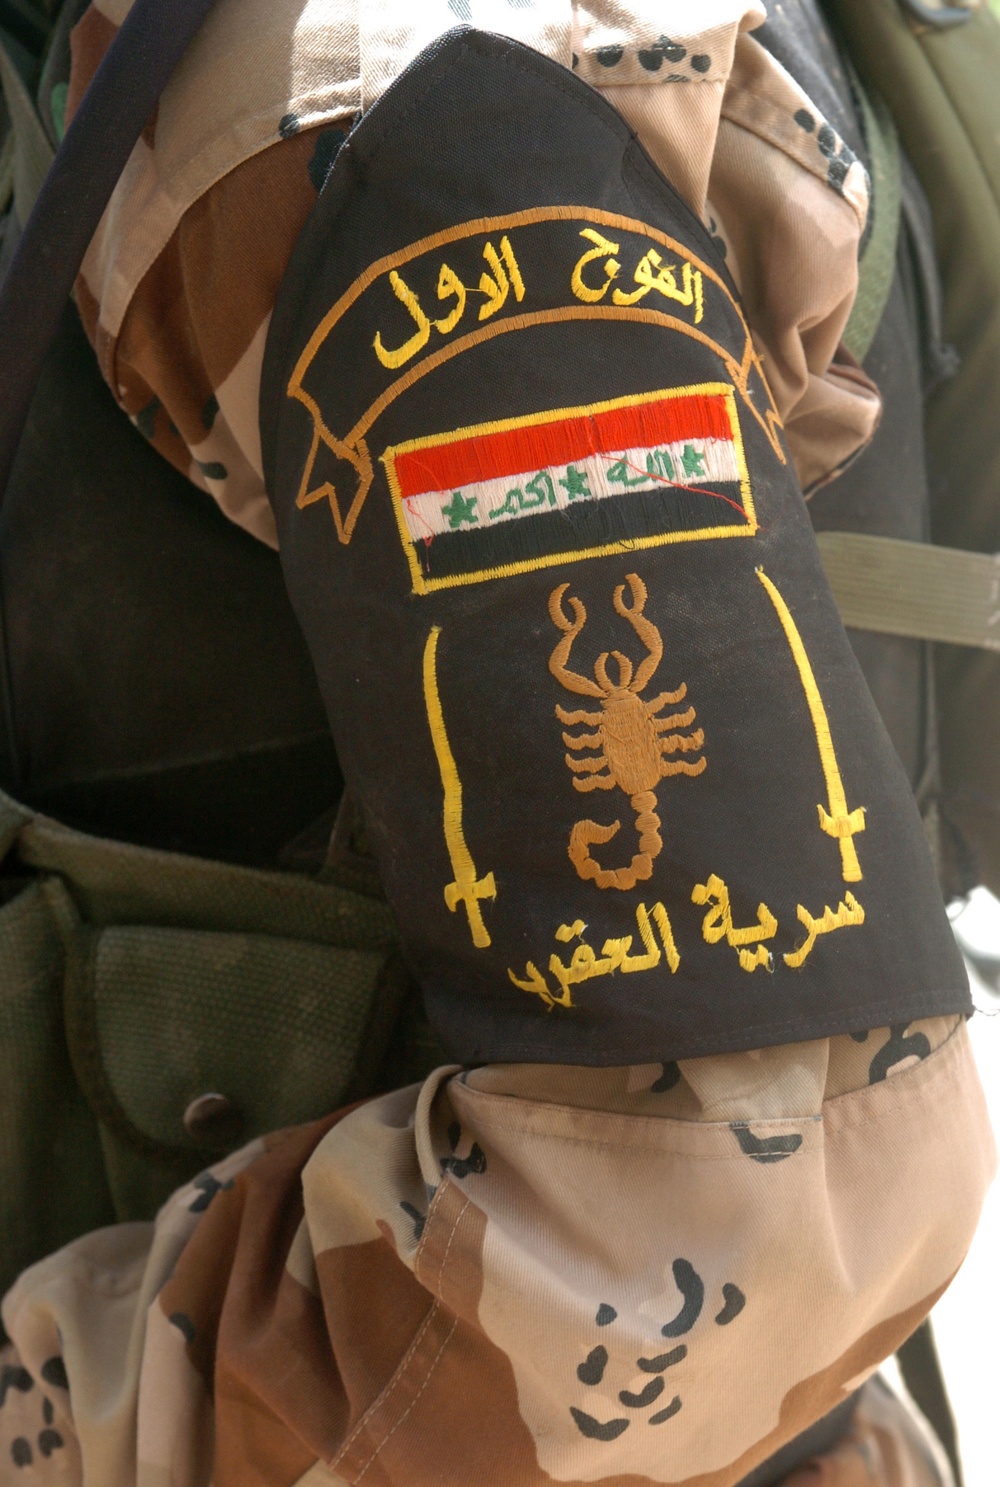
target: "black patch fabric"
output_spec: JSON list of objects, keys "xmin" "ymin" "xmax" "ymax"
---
[{"xmin": 262, "ymin": 28, "xmax": 969, "ymax": 1066}]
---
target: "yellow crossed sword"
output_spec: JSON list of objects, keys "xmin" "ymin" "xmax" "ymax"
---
[
  {"xmin": 422, "ymin": 626, "xmax": 497, "ymax": 946},
  {"xmin": 757, "ymin": 569, "xmax": 865, "ymax": 882}
]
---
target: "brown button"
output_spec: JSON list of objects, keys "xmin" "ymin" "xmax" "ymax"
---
[{"xmin": 182, "ymin": 1092, "xmax": 244, "ymax": 1150}]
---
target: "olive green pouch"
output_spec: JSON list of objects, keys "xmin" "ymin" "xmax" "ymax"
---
[{"xmin": 0, "ymin": 788, "xmax": 407, "ymax": 1310}]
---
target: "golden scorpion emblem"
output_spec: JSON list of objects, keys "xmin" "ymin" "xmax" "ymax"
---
[{"xmin": 548, "ymin": 574, "xmax": 706, "ymax": 890}]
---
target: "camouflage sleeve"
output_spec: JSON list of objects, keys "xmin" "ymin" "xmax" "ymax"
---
[
  {"xmin": 65, "ymin": 0, "xmax": 880, "ymax": 549},
  {"xmin": 0, "ymin": 1020, "xmax": 990, "ymax": 1486}
]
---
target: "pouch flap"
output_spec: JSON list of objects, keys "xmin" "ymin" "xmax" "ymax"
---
[{"xmin": 65, "ymin": 922, "xmax": 401, "ymax": 1155}]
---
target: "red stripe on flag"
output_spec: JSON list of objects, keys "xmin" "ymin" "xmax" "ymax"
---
[{"xmin": 393, "ymin": 392, "xmax": 732, "ymax": 498}]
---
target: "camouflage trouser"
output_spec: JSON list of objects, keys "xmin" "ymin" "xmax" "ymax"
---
[{"xmin": 0, "ymin": 1017, "xmax": 992, "ymax": 1487}]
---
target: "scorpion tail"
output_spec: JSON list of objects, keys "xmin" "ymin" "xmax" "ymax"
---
[{"xmin": 568, "ymin": 792, "xmax": 662, "ymax": 890}]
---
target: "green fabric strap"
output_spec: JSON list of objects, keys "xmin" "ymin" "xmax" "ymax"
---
[
  {"xmin": 817, "ymin": 531, "xmax": 1000, "ymax": 650},
  {"xmin": 0, "ymin": 33, "xmax": 53, "ymax": 224},
  {"xmin": 843, "ymin": 80, "xmax": 902, "ymax": 365}
]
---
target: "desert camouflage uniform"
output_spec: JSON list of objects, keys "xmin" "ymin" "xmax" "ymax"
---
[
  {"xmin": 0, "ymin": 3, "xmax": 992, "ymax": 1485},
  {"xmin": 0, "ymin": 1018, "xmax": 991, "ymax": 1485}
]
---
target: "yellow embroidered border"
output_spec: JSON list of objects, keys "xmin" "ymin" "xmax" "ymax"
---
[
  {"xmin": 384, "ymin": 383, "xmax": 755, "ymax": 595},
  {"xmin": 287, "ymin": 205, "xmax": 786, "ymax": 545}
]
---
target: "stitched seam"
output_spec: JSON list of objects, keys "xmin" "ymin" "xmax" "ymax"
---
[
  {"xmin": 455, "ymin": 1028, "xmax": 970, "ymax": 1151},
  {"xmin": 457, "ymin": 1083, "xmax": 825, "ymax": 1133},
  {"xmin": 346, "ymin": 1195, "xmax": 470, "ymax": 1479},
  {"xmin": 333, "ymin": 1192, "xmax": 470, "ymax": 1470},
  {"xmin": 354, "ymin": 1314, "xmax": 459, "ymax": 1482},
  {"xmin": 428, "ymin": 1191, "xmax": 470, "ymax": 1303},
  {"xmin": 333, "ymin": 1303, "xmax": 442, "ymax": 1462}
]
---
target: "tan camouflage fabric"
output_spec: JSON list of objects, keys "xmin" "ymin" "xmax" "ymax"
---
[
  {"xmin": 67, "ymin": 0, "xmax": 879, "ymax": 547},
  {"xmin": 1, "ymin": 1017, "xmax": 993, "ymax": 1486}
]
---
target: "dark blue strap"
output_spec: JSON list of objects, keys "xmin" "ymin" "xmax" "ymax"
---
[{"xmin": 0, "ymin": 0, "xmax": 219, "ymax": 498}]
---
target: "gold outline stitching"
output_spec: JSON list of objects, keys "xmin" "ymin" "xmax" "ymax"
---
[
  {"xmin": 286, "ymin": 207, "xmax": 785, "ymax": 543},
  {"xmin": 385, "ymin": 383, "xmax": 755, "ymax": 595}
]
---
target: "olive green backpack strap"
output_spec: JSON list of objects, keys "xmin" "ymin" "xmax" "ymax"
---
[
  {"xmin": 842, "ymin": 76, "xmax": 902, "ymax": 366},
  {"xmin": 822, "ymin": 0, "xmax": 1000, "ymax": 894}
]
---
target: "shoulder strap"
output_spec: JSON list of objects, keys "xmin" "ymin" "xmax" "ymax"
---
[
  {"xmin": 817, "ymin": 532, "xmax": 1000, "ymax": 651},
  {"xmin": 0, "ymin": 0, "xmax": 219, "ymax": 500}
]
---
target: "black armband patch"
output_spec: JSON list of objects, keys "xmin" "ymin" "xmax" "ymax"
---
[{"xmin": 261, "ymin": 27, "xmax": 968, "ymax": 1065}]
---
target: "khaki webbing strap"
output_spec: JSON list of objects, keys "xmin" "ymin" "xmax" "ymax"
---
[{"xmin": 817, "ymin": 531, "xmax": 1000, "ymax": 650}]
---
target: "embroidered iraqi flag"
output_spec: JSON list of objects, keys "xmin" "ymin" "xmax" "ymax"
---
[
  {"xmin": 386, "ymin": 385, "xmax": 754, "ymax": 591},
  {"xmin": 262, "ymin": 29, "xmax": 968, "ymax": 1065}
]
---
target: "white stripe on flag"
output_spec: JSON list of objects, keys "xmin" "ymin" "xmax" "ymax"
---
[{"xmin": 400, "ymin": 436, "xmax": 739, "ymax": 541}]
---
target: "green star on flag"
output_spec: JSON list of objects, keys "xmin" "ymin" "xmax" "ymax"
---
[
  {"xmin": 681, "ymin": 444, "xmax": 706, "ymax": 477},
  {"xmin": 441, "ymin": 491, "xmax": 479, "ymax": 529},
  {"xmin": 559, "ymin": 465, "xmax": 592, "ymax": 500}
]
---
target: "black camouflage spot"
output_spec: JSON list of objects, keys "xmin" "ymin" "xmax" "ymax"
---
[
  {"xmin": 638, "ymin": 1344, "xmax": 687, "ymax": 1373},
  {"xmin": 715, "ymin": 1283, "xmax": 746, "ymax": 1325},
  {"xmin": 400, "ymin": 1201, "xmax": 426, "ymax": 1240},
  {"xmin": 169, "ymin": 1312, "xmax": 196, "ymax": 1345},
  {"xmin": 661, "ymin": 1259, "xmax": 704, "ymax": 1338},
  {"xmin": 196, "ymin": 460, "xmax": 228, "ymax": 481},
  {"xmin": 649, "ymin": 1396, "xmax": 682, "ymax": 1425},
  {"xmin": 201, "ymin": 393, "xmax": 219, "ymax": 431},
  {"xmin": 440, "ymin": 1143, "xmax": 487, "ymax": 1179},
  {"xmin": 42, "ymin": 1399, "xmax": 53, "ymax": 1426},
  {"xmin": 0, "ymin": 1367, "xmax": 33, "ymax": 1407},
  {"xmin": 619, "ymin": 1376, "xmax": 664, "ymax": 1409},
  {"xmin": 816, "ymin": 123, "xmax": 837, "ymax": 158},
  {"xmin": 279, "ymin": 112, "xmax": 301, "ymax": 138},
  {"xmin": 596, "ymin": 1303, "xmax": 617, "ymax": 1326},
  {"xmin": 308, "ymin": 127, "xmax": 346, "ymax": 193},
  {"xmin": 650, "ymin": 1062, "xmax": 680, "ymax": 1093},
  {"xmin": 868, "ymin": 1024, "xmax": 932, "ymax": 1084},
  {"xmin": 577, "ymin": 1346, "xmax": 608, "ymax": 1385},
  {"xmin": 690, "ymin": 54, "xmax": 711, "ymax": 73},
  {"xmin": 595, "ymin": 45, "xmax": 624, "ymax": 67},
  {"xmin": 189, "ymin": 1173, "xmax": 234, "ymax": 1214},
  {"xmin": 827, "ymin": 157, "xmax": 850, "ymax": 191},
  {"xmin": 134, "ymin": 397, "xmax": 161, "ymax": 441},
  {"xmin": 708, "ymin": 218, "xmax": 728, "ymax": 260},
  {"xmin": 570, "ymin": 1407, "xmax": 629, "ymax": 1440},
  {"xmin": 731, "ymin": 1123, "xmax": 803, "ymax": 1163},
  {"xmin": 851, "ymin": 1029, "xmax": 870, "ymax": 1043},
  {"xmin": 571, "ymin": 53, "xmax": 579, "ymax": 69},
  {"xmin": 638, "ymin": 47, "xmax": 663, "ymax": 72},
  {"xmin": 10, "ymin": 1437, "xmax": 32, "ymax": 1467},
  {"xmin": 40, "ymin": 1359, "xmax": 67, "ymax": 1392},
  {"xmin": 661, "ymin": 37, "xmax": 686, "ymax": 62},
  {"xmin": 37, "ymin": 1430, "xmax": 63, "ymax": 1458},
  {"xmin": 794, "ymin": 108, "xmax": 815, "ymax": 133}
]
